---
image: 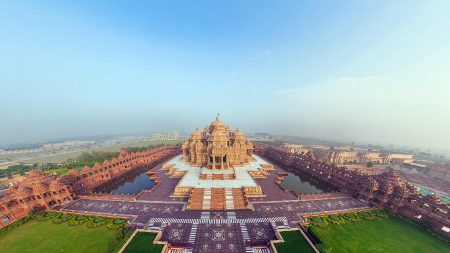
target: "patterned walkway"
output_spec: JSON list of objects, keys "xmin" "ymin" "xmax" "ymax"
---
[
  {"xmin": 146, "ymin": 217, "xmax": 288, "ymax": 225},
  {"xmin": 58, "ymin": 156, "xmax": 372, "ymax": 253}
]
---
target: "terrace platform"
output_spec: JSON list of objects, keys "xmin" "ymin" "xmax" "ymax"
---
[
  {"xmin": 164, "ymin": 155, "xmax": 271, "ymax": 210},
  {"xmin": 165, "ymin": 155, "xmax": 271, "ymax": 189}
]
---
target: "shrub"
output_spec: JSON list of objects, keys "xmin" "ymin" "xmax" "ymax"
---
[
  {"xmin": 343, "ymin": 212, "xmax": 362, "ymax": 223},
  {"xmin": 45, "ymin": 212, "xmax": 57, "ymax": 218},
  {"xmin": 94, "ymin": 217, "xmax": 106, "ymax": 223},
  {"xmin": 309, "ymin": 216, "xmax": 329, "ymax": 228},
  {"xmin": 360, "ymin": 211, "xmax": 376, "ymax": 220},
  {"xmin": 113, "ymin": 219, "xmax": 126, "ymax": 225},
  {"xmin": 76, "ymin": 215, "xmax": 88, "ymax": 221},
  {"xmin": 326, "ymin": 214, "xmax": 346, "ymax": 225},
  {"xmin": 373, "ymin": 209, "xmax": 388, "ymax": 218},
  {"xmin": 60, "ymin": 214, "xmax": 70, "ymax": 220}
]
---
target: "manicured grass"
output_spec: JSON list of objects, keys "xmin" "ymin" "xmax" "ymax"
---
[
  {"xmin": 275, "ymin": 230, "xmax": 316, "ymax": 253},
  {"xmin": 122, "ymin": 232, "xmax": 163, "ymax": 253},
  {"xmin": 311, "ymin": 216, "xmax": 450, "ymax": 253},
  {"xmin": 0, "ymin": 220, "xmax": 117, "ymax": 253}
]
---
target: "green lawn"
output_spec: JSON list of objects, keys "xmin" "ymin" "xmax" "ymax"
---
[
  {"xmin": 311, "ymin": 216, "xmax": 450, "ymax": 253},
  {"xmin": 122, "ymin": 232, "xmax": 164, "ymax": 253},
  {"xmin": 0, "ymin": 220, "xmax": 118, "ymax": 253},
  {"xmin": 275, "ymin": 230, "xmax": 316, "ymax": 253}
]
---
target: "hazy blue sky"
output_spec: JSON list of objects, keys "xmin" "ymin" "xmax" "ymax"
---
[{"xmin": 0, "ymin": 1, "xmax": 449, "ymax": 152}]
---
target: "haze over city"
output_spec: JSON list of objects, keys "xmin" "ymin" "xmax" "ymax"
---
[{"xmin": 1, "ymin": 1, "xmax": 449, "ymax": 153}]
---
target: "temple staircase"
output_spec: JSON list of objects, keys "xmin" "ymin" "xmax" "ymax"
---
[
  {"xmin": 202, "ymin": 188, "xmax": 211, "ymax": 210},
  {"xmin": 225, "ymin": 188, "xmax": 235, "ymax": 209},
  {"xmin": 187, "ymin": 187, "xmax": 249, "ymax": 210},
  {"xmin": 188, "ymin": 188, "xmax": 204, "ymax": 210},
  {"xmin": 233, "ymin": 188, "xmax": 247, "ymax": 209}
]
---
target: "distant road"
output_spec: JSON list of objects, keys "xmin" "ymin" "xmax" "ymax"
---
[{"xmin": 0, "ymin": 161, "xmax": 19, "ymax": 170}]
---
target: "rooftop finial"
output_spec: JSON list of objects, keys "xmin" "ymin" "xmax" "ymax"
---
[{"xmin": 216, "ymin": 113, "xmax": 220, "ymax": 119}]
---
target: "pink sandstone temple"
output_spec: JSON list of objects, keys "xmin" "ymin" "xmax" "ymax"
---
[
  {"xmin": 166, "ymin": 115, "xmax": 272, "ymax": 210},
  {"xmin": 0, "ymin": 115, "xmax": 448, "ymax": 240},
  {"xmin": 181, "ymin": 114, "xmax": 254, "ymax": 169}
]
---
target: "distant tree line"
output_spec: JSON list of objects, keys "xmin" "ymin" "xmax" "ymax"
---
[
  {"xmin": 0, "ymin": 164, "xmax": 36, "ymax": 178},
  {"xmin": 122, "ymin": 144, "xmax": 163, "ymax": 153}
]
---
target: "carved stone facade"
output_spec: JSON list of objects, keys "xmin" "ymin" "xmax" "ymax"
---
[
  {"xmin": 63, "ymin": 145, "xmax": 180, "ymax": 194},
  {"xmin": 313, "ymin": 148, "xmax": 413, "ymax": 164},
  {"xmin": 256, "ymin": 145, "xmax": 450, "ymax": 238},
  {"xmin": 0, "ymin": 171, "xmax": 75, "ymax": 228},
  {"xmin": 181, "ymin": 114, "xmax": 253, "ymax": 169},
  {"xmin": 0, "ymin": 145, "xmax": 180, "ymax": 228}
]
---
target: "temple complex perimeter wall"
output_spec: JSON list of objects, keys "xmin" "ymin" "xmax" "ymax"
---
[
  {"xmin": 0, "ymin": 145, "xmax": 180, "ymax": 228},
  {"xmin": 64, "ymin": 145, "xmax": 180, "ymax": 194},
  {"xmin": 255, "ymin": 145, "xmax": 450, "ymax": 238}
]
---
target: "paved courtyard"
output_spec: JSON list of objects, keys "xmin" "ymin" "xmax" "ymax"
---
[{"xmin": 60, "ymin": 157, "xmax": 371, "ymax": 252}]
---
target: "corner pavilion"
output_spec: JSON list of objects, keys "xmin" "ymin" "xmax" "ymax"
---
[{"xmin": 163, "ymin": 115, "xmax": 274, "ymax": 210}]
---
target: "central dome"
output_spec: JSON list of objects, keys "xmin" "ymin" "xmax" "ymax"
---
[
  {"xmin": 210, "ymin": 114, "xmax": 225, "ymax": 128},
  {"xmin": 207, "ymin": 130, "xmax": 228, "ymax": 142}
]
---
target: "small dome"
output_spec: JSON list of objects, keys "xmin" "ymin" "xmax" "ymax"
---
[
  {"xmin": 191, "ymin": 128, "xmax": 204, "ymax": 140},
  {"xmin": 210, "ymin": 114, "xmax": 224, "ymax": 126},
  {"xmin": 234, "ymin": 128, "xmax": 246, "ymax": 140},
  {"xmin": 81, "ymin": 166, "xmax": 91, "ymax": 173}
]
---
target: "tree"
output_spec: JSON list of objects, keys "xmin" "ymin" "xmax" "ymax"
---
[{"xmin": 366, "ymin": 161, "xmax": 374, "ymax": 168}]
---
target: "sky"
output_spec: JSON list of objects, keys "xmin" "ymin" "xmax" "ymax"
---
[{"xmin": 0, "ymin": 1, "xmax": 449, "ymax": 153}]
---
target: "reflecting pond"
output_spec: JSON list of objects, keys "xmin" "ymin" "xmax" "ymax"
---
[
  {"xmin": 281, "ymin": 170, "xmax": 338, "ymax": 194},
  {"xmin": 106, "ymin": 172, "xmax": 156, "ymax": 194}
]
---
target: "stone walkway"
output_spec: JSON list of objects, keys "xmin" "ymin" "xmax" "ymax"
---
[{"xmin": 59, "ymin": 158, "xmax": 371, "ymax": 253}]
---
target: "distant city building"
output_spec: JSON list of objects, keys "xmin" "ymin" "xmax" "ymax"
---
[
  {"xmin": 426, "ymin": 163, "xmax": 450, "ymax": 182},
  {"xmin": 248, "ymin": 132, "xmax": 273, "ymax": 142},
  {"xmin": 279, "ymin": 143, "xmax": 312, "ymax": 155},
  {"xmin": 0, "ymin": 141, "xmax": 96, "ymax": 155},
  {"xmin": 150, "ymin": 131, "xmax": 181, "ymax": 141},
  {"xmin": 311, "ymin": 146, "xmax": 414, "ymax": 164}
]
